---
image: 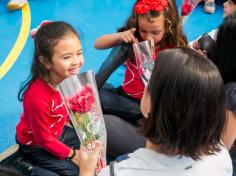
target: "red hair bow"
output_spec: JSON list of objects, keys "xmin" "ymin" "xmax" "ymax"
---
[
  {"xmin": 134, "ymin": 0, "xmax": 168, "ymax": 14},
  {"xmin": 181, "ymin": 0, "xmax": 192, "ymax": 16}
]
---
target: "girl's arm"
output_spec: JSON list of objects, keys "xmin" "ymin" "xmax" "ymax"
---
[
  {"xmin": 222, "ymin": 110, "xmax": 236, "ymax": 149},
  {"xmin": 94, "ymin": 28, "xmax": 137, "ymax": 50},
  {"xmin": 25, "ymin": 97, "xmax": 74, "ymax": 160}
]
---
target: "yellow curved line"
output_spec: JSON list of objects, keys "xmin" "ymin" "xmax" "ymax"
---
[{"xmin": 0, "ymin": 3, "xmax": 31, "ymax": 79}]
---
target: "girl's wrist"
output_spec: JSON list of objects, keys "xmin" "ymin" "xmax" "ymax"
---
[
  {"xmin": 67, "ymin": 148, "xmax": 76, "ymax": 160},
  {"xmin": 116, "ymin": 32, "xmax": 123, "ymax": 42}
]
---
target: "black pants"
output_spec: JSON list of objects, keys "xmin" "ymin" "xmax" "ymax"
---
[
  {"xmin": 230, "ymin": 143, "xmax": 236, "ymax": 176},
  {"xmin": 18, "ymin": 126, "xmax": 80, "ymax": 176},
  {"xmin": 104, "ymin": 114, "xmax": 146, "ymax": 158},
  {"xmin": 99, "ymin": 84, "xmax": 142, "ymax": 124}
]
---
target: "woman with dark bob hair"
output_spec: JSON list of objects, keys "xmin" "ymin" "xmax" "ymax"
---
[{"xmin": 78, "ymin": 48, "xmax": 232, "ymax": 176}]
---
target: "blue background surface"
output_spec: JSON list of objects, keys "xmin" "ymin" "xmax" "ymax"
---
[{"xmin": 0, "ymin": 0, "xmax": 223, "ymax": 152}]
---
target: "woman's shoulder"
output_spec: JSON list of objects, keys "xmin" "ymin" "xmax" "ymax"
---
[
  {"xmin": 192, "ymin": 146, "xmax": 232, "ymax": 176},
  {"xmin": 225, "ymin": 82, "xmax": 236, "ymax": 92},
  {"xmin": 225, "ymin": 82, "xmax": 236, "ymax": 116}
]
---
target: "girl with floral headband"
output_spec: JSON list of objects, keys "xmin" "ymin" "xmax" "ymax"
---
[{"xmin": 95, "ymin": 0, "xmax": 188, "ymax": 124}]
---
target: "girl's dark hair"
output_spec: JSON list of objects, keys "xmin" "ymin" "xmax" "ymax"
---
[
  {"xmin": 232, "ymin": 0, "xmax": 236, "ymax": 5},
  {"xmin": 117, "ymin": 0, "xmax": 188, "ymax": 48},
  {"xmin": 142, "ymin": 48, "xmax": 226, "ymax": 160},
  {"xmin": 18, "ymin": 21, "xmax": 80, "ymax": 101},
  {"xmin": 213, "ymin": 13, "xmax": 236, "ymax": 84}
]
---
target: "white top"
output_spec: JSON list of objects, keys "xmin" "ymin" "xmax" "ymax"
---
[
  {"xmin": 99, "ymin": 147, "xmax": 232, "ymax": 176},
  {"xmin": 207, "ymin": 29, "xmax": 218, "ymax": 41}
]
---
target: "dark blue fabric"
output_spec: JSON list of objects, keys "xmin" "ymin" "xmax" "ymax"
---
[
  {"xmin": 225, "ymin": 82, "xmax": 236, "ymax": 176},
  {"xmin": 215, "ymin": 0, "xmax": 224, "ymax": 4},
  {"xmin": 19, "ymin": 126, "xmax": 80, "ymax": 176},
  {"xmin": 99, "ymin": 84, "xmax": 142, "ymax": 124},
  {"xmin": 103, "ymin": 114, "xmax": 146, "ymax": 158},
  {"xmin": 225, "ymin": 82, "xmax": 236, "ymax": 116},
  {"xmin": 116, "ymin": 154, "xmax": 130, "ymax": 162},
  {"xmin": 30, "ymin": 166, "xmax": 59, "ymax": 176},
  {"xmin": 230, "ymin": 147, "xmax": 236, "ymax": 176}
]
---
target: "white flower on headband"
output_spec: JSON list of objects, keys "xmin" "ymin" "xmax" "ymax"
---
[{"xmin": 30, "ymin": 20, "xmax": 52, "ymax": 38}]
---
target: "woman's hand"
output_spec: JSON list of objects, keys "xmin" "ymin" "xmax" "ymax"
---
[
  {"xmin": 192, "ymin": 40, "xmax": 201, "ymax": 50},
  {"xmin": 79, "ymin": 141, "xmax": 103, "ymax": 176},
  {"xmin": 117, "ymin": 28, "xmax": 138, "ymax": 44},
  {"xmin": 193, "ymin": 41, "xmax": 207, "ymax": 57}
]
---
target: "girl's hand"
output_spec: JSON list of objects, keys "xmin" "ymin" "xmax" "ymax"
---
[
  {"xmin": 65, "ymin": 121, "xmax": 73, "ymax": 127},
  {"xmin": 117, "ymin": 28, "xmax": 138, "ymax": 44},
  {"xmin": 79, "ymin": 141, "xmax": 103, "ymax": 176}
]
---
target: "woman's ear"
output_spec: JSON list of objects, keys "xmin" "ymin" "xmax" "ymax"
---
[
  {"xmin": 39, "ymin": 56, "xmax": 51, "ymax": 69},
  {"xmin": 140, "ymin": 86, "xmax": 151, "ymax": 118}
]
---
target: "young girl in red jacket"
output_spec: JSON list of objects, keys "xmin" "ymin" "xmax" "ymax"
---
[
  {"xmin": 95, "ymin": 0, "xmax": 188, "ymax": 123},
  {"xmin": 16, "ymin": 21, "xmax": 84, "ymax": 176}
]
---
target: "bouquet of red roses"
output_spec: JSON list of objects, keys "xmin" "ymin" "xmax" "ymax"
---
[
  {"xmin": 133, "ymin": 40, "xmax": 155, "ymax": 86},
  {"xmin": 180, "ymin": 0, "xmax": 200, "ymax": 24},
  {"xmin": 59, "ymin": 70, "xmax": 106, "ymax": 173}
]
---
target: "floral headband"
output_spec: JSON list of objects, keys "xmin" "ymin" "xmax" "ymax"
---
[{"xmin": 134, "ymin": 0, "xmax": 168, "ymax": 14}]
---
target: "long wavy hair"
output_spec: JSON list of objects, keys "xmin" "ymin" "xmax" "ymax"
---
[{"xmin": 117, "ymin": 0, "xmax": 188, "ymax": 48}]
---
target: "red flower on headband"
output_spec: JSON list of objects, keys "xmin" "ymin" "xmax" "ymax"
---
[
  {"xmin": 135, "ymin": 2, "xmax": 150, "ymax": 14},
  {"xmin": 135, "ymin": 0, "xmax": 168, "ymax": 14},
  {"xmin": 181, "ymin": 0, "xmax": 192, "ymax": 16}
]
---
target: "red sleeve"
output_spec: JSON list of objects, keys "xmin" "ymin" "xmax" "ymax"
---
[{"xmin": 24, "ymin": 96, "xmax": 70, "ymax": 160}]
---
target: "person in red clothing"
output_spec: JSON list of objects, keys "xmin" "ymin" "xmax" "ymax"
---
[
  {"xmin": 95, "ymin": 0, "xmax": 188, "ymax": 124},
  {"xmin": 16, "ymin": 21, "xmax": 84, "ymax": 176}
]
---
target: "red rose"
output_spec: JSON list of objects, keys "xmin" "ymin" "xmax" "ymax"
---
[
  {"xmin": 68, "ymin": 86, "xmax": 95, "ymax": 113},
  {"xmin": 181, "ymin": 2, "xmax": 192, "ymax": 16}
]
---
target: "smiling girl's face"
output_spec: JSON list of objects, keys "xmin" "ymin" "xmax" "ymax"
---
[{"xmin": 44, "ymin": 33, "xmax": 84, "ymax": 86}]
